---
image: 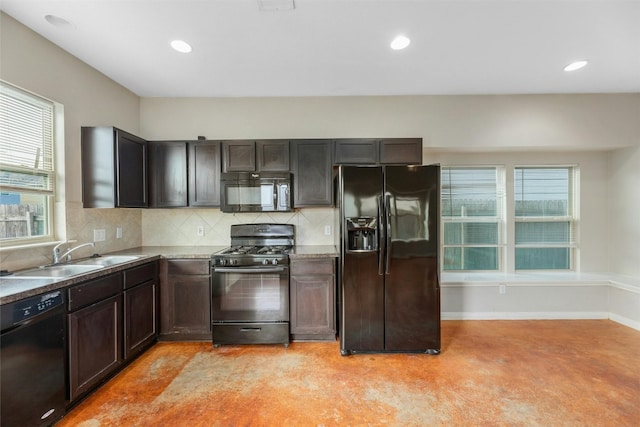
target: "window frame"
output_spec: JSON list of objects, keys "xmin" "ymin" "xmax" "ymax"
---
[
  {"xmin": 0, "ymin": 80, "xmax": 57, "ymax": 246},
  {"xmin": 440, "ymin": 165, "xmax": 506, "ymax": 272},
  {"xmin": 513, "ymin": 165, "xmax": 579, "ymax": 271}
]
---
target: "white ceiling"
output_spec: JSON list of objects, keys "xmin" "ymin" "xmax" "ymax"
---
[{"xmin": 2, "ymin": 0, "xmax": 639, "ymax": 98}]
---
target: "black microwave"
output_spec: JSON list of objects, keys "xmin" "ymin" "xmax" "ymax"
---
[{"xmin": 220, "ymin": 172, "xmax": 292, "ymax": 213}]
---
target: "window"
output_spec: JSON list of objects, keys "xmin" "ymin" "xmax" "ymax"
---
[
  {"xmin": 514, "ymin": 166, "xmax": 577, "ymax": 270},
  {"xmin": 441, "ymin": 167, "xmax": 505, "ymax": 271},
  {"xmin": 0, "ymin": 81, "xmax": 55, "ymax": 244}
]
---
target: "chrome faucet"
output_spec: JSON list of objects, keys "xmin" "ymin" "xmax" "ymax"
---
[{"xmin": 52, "ymin": 241, "xmax": 95, "ymax": 264}]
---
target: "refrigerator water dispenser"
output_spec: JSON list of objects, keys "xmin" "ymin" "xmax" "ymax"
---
[{"xmin": 346, "ymin": 217, "xmax": 378, "ymax": 251}]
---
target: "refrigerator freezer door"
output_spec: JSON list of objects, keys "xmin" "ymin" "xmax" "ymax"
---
[
  {"xmin": 383, "ymin": 165, "xmax": 441, "ymax": 352},
  {"xmin": 340, "ymin": 166, "xmax": 385, "ymax": 354}
]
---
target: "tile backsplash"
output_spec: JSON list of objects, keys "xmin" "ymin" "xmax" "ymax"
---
[
  {"xmin": 0, "ymin": 205, "xmax": 337, "ymax": 273},
  {"xmin": 141, "ymin": 207, "xmax": 338, "ymax": 246}
]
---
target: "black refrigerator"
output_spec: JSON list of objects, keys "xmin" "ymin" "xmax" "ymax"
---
[{"xmin": 339, "ymin": 165, "xmax": 440, "ymax": 355}]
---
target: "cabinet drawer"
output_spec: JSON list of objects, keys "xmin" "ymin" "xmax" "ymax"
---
[
  {"xmin": 167, "ymin": 259, "xmax": 210, "ymax": 275},
  {"xmin": 124, "ymin": 262, "xmax": 157, "ymax": 289},
  {"xmin": 291, "ymin": 258, "xmax": 335, "ymax": 275},
  {"xmin": 68, "ymin": 273, "xmax": 122, "ymax": 311}
]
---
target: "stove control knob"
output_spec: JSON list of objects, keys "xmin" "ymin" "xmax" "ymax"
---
[
  {"xmin": 262, "ymin": 259, "xmax": 270, "ymax": 265},
  {"xmin": 272, "ymin": 259, "xmax": 278, "ymax": 265},
  {"xmin": 218, "ymin": 258, "xmax": 225, "ymax": 266},
  {"xmin": 231, "ymin": 259, "xmax": 238, "ymax": 265}
]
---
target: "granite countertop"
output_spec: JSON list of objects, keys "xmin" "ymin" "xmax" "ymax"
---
[
  {"xmin": 0, "ymin": 254, "xmax": 161, "ymax": 304},
  {"xmin": 289, "ymin": 245, "xmax": 339, "ymax": 258},
  {"xmin": 0, "ymin": 245, "xmax": 339, "ymax": 304}
]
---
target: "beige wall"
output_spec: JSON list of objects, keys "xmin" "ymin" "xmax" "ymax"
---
[
  {"xmin": 2, "ymin": 12, "xmax": 639, "ymax": 280},
  {"xmin": 139, "ymin": 95, "xmax": 639, "ymax": 150},
  {"xmin": 0, "ymin": 13, "xmax": 142, "ymax": 271},
  {"xmin": 608, "ymin": 146, "xmax": 640, "ymax": 277}
]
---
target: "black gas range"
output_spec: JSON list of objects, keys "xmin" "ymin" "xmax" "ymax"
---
[{"xmin": 210, "ymin": 224, "xmax": 294, "ymax": 347}]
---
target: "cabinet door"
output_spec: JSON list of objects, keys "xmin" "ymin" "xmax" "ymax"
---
[
  {"xmin": 334, "ymin": 139, "xmax": 379, "ymax": 164},
  {"xmin": 68, "ymin": 295, "xmax": 123, "ymax": 402},
  {"xmin": 379, "ymin": 138, "xmax": 422, "ymax": 165},
  {"xmin": 149, "ymin": 141, "xmax": 188, "ymax": 207},
  {"xmin": 222, "ymin": 140, "xmax": 256, "ymax": 172},
  {"xmin": 291, "ymin": 140, "xmax": 333, "ymax": 207},
  {"xmin": 161, "ymin": 260, "xmax": 211, "ymax": 340},
  {"xmin": 290, "ymin": 258, "xmax": 336, "ymax": 341},
  {"xmin": 189, "ymin": 141, "xmax": 221, "ymax": 207},
  {"xmin": 256, "ymin": 140, "xmax": 290, "ymax": 171},
  {"xmin": 124, "ymin": 280, "xmax": 157, "ymax": 359},
  {"xmin": 116, "ymin": 129, "xmax": 149, "ymax": 207}
]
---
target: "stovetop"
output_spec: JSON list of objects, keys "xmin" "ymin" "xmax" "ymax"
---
[
  {"xmin": 218, "ymin": 245, "xmax": 291, "ymax": 256},
  {"xmin": 212, "ymin": 224, "xmax": 294, "ymax": 267}
]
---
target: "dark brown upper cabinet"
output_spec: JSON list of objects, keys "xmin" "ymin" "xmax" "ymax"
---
[
  {"xmin": 223, "ymin": 140, "xmax": 290, "ymax": 172},
  {"xmin": 334, "ymin": 139, "xmax": 379, "ymax": 164},
  {"xmin": 334, "ymin": 138, "xmax": 422, "ymax": 165},
  {"xmin": 222, "ymin": 140, "xmax": 255, "ymax": 172},
  {"xmin": 188, "ymin": 140, "xmax": 221, "ymax": 207},
  {"xmin": 256, "ymin": 139, "xmax": 290, "ymax": 171},
  {"xmin": 149, "ymin": 141, "xmax": 188, "ymax": 208},
  {"xmin": 81, "ymin": 126, "xmax": 148, "ymax": 208},
  {"xmin": 290, "ymin": 139, "xmax": 333, "ymax": 207}
]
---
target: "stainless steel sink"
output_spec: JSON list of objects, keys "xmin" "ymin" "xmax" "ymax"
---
[
  {"xmin": 14, "ymin": 264, "xmax": 104, "ymax": 278},
  {"xmin": 74, "ymin": 255, "xmax": 140, "ymax": 266}
]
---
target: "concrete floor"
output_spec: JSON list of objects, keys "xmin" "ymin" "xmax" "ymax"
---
[{"xmin": 57, "ymin": 320, "xmax": 640, "ymax": 426}]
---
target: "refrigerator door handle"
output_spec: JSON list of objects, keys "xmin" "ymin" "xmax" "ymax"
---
[
  {"xmin": 378, "ymin": 195, "xmax": 385, "ymax": 276},
  {"xmin": 385, "ymin": 193, "xmax": 392, "ymax": 275}
]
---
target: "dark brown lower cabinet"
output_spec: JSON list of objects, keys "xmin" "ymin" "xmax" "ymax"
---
[
  {"xmin": 68, "ymin": 293, "xmax": 123, "ymax": 402},
  {"xmin": 67, "ymin": 262, "xmax": 158, "ymax": 403},
  {"xmin": 290, "ymin": 257, "xmax": 336, "ymax": 341},
  {"xmin": 124, "ymin": 280, "xmax": 157, "ymax": 359},
  {"xmin": 160, "ymin": 259, "xmax": 211, "ymax": 340}
]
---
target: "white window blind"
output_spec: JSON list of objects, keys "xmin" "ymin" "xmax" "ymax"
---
[
  {"xmin": 441, "ymin": 167, "xmax": 505, "ymax": 271},
  {"xmin": 0, "ymin": 83, "xmax": 55, "ymax": 193},
  {"xmin": 514, "ymin": 166, "xmax": 577, "ymax": 270},
  {"xmin": 0, "ymin": 81, "xmax": 56, "ymax": 242}
]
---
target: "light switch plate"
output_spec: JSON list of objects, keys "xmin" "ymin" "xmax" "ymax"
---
[
  {"xmin": 197, "ymin": 226, "xmax": 205, "ymax": 237},
  {"xmin": 116, "ymin": 227, "xmax": 123, "ymax": 239}
]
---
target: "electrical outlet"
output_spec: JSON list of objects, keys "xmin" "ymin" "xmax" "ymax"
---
[
  {"xmin": 93, "ymin": 229, "xmax": 106, "ymax": 242},
  {"xmin": 116, "ymin": 227, "xmax": 123, "ymax": 239},
  {"xmin": 324, "ymin": 225, "xmax": 331, "ymax": 236},
  {"xmin": 499, "ymin": 284, "xmax": 506, "ymax": 295},
  {"xmin": 197, "ymin": 226, "xmax": 205, "ymax": 237}
]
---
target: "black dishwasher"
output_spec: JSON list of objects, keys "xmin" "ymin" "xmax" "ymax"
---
[{"xmin": 1, "ymin": 290, "xmax": 67, "ymax": 426}]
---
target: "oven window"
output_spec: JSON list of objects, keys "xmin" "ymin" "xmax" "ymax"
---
[
  {"xmin": 225, "ymin": 184, "xmax": 275, "ymax": 208},
  {"xmin": 220, "ymin": 272, "xmax": 282, "ymax": 312}
]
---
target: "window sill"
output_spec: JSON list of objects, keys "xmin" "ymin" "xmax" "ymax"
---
[
  {"xmin": 441, "ymin": 272, "xmax": 639, "ymax": 291},
  {"xmin": 0, "ymin": 240, "xmax": 62, "ymax": 252}
]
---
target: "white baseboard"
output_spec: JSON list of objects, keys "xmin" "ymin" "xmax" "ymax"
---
[
  {"xmin": 442, "ymin": 311, "xmax": 609, "ymax": 321},
  {"xmin": 608, "ymin": 313, "xmax": 640, "ymax": 331}
]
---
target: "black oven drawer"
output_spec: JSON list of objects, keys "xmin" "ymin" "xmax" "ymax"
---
[{"xmin": 213, "ymin": 322, "xmax": 289, "ymax": 346}]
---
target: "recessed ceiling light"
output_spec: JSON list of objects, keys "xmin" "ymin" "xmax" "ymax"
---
[
  {"xmin": 44, "ymin": 14, "xmax": 75, "ymax": 30},
  {"xmin": 564, "ymin": 60, "xmax": 588, "ymax": 72},
  {"xmin": 170, "ymin": 40, "xmax": 192, "ymax": 53},
  {"xmin": 390, "ymin": 35, "xmax": 411, "ymax": 50}
]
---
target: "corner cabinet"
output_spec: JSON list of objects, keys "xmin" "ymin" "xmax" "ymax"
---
[
  {"xmin": 290, "ymin": 257, "xmax": 336, "ymax": 341},
  {"xmin": 290, "ymin": 140, "xmax": 334, "ymax": 207},
  {"xmin": 81, "ymin": 126, "xmax": 148, "ymax": 208}
]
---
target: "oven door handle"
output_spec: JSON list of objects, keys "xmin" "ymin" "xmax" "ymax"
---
[{"xmin": 213, "ymin": 266, "xmax": 287, "ymax": 274}]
